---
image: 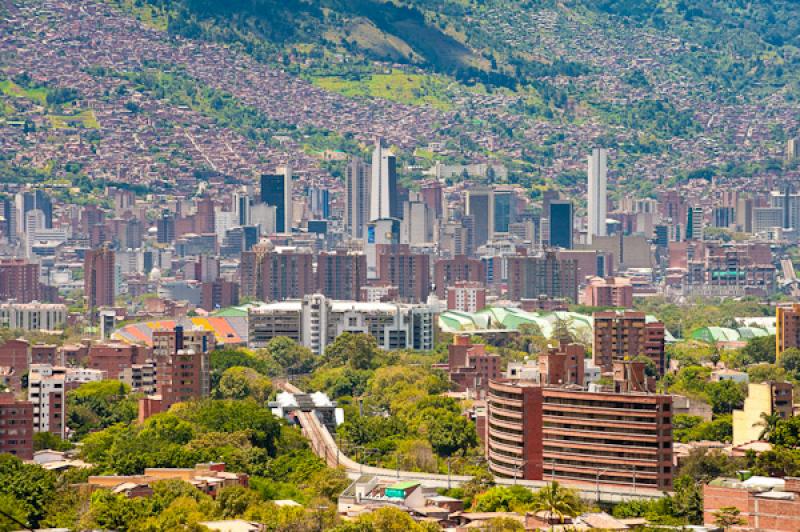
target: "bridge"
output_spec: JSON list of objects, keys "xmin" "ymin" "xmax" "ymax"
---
[{"xmin": 276, "ymin": 381, "xmax": 669, "ymax": 504}]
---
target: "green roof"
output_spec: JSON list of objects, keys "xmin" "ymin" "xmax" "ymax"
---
[{"xmin": 387, "ymin": 481, "xmax": 420, "ymax": 490}]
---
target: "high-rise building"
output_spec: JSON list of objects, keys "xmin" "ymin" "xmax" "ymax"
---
[
  {"xmin": 446, "ymin": 281, "xmax": 486, "ymax": 313},
  {"xmin": 592, "ymin": 311, "xmax": 666, "ymax": 374},
  {"xmin": 370, "ymin": 139, "xmax": 399, "ymax": 221},
  {"xmin": 28, "ymin": 364, "xmax": 103, "ymax": 438},
  {"xmin": 0, "ymin": 392, "xmax": 33, "ymax": 459},
  {"xmin": 466, "ymin": 187, "xmax": 492, "ymax": 248},
  {"xmin": 316, "ymin": 251, "xmax": 367, "ymax": 301},
  {"xmin": 777, "ymin": 304, "xmax": 800, "ymax": 359},
  {"xmin": 548, "ymin": 200, "xmax": 574, "ymax": 249},
  {"xmin": 346, "ymin": 157, "xmax": 371, "ymax": 239},
  {"xmin": 0, "ymin": 259, "xmax": 41, "ymax": 303},
  {"xmin": 152, "ymin": 326, "xmax": 214, "ymax": 411},
  {"xmin": 233, "ymin": 187, "xmax": 252, "ymax": 226},
  {"xmin": 88, "ymin": 343, "xmax": 150, "ymax": 380},
  {"xmin": 240, "ymin": 243, "xmax": 313, "ymax": 302},
  {"xmin": 309, "ymin": 187, "xmax": 330, "ymax": 220},
  {"xmin": 587, "ymin": 148, "xmax": 608, "ymax": 243},
  {"xmin": 686, "ymin": 206, "xmax": 704, "ymax": 240},
  {"xmin": 712, "ymin": 206, "xmax": 735, "ymax": 228},
  {"xmin": 420, "ymin": 181, "xmax": 444, "ymax": 219},
  {"xmin": 260, "ymin": 166, "xmax": 293, "ymax": 233},
  {"xmin": 84, "ymin": 246, "xmax": 115, "ymax": 310},
  {"xmin": 16, "ymin": 190, "xmax": 52, "ymax": 236},
  {"xmin": 200, "ymin": 279, "xmax": 239, "ymax": 311},
  {"xmin": 506, "ymin": 252, "xmax": 578, "ymax": 302},
  {"xmin": 434, "ymin": 256, "xmax": 485, "ymax": 298},
  {"xmin": 195, "ymin": 197, "xmax": 216, "ymax": 234},
  {"xmin": 493, "ymin": 188, "xmax": 514, "ymax": 236},
  {"xmin": 156, "ymin": 212, "xmax": 175, "ymax": 244},
  {"xmin": 581, "ymin": 277, "xmax": 633, "ymax": 308},
  {"xmin": 788, "ymin": 138, "xmax": 798, "ymax": 161},
  {"xmin": 377, "ymin": 244, "xmax": 431, "ymax": 303}
]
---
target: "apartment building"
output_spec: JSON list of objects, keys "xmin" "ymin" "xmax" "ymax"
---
[
  {"xmin": 446, "ymin": 281, "xmax": 487, "ymax": 313},
  {"xmin": 592, "ymin": 311, "xmax": 666, "ymax": 374},
  {"xmin": 0, "ymin": 302, "xmax": 66, "ymax": 331},
  {"xmin": 733, "ymin": 381, "xmax": 793, "ymax": 446},
  {"xmin": 434, "ymin": 256, "xmax": 485, "ymax": 298},
  {"xmin": 777, "ymin": 303, "xmax": 800, "ymax": 359},
  {"xmin": 0, "ymin": 392, "xmax": 34, "ymax": 459},
  {"xmin": 28, "ymin": 364, "xmax": 104, "ymax": 438},
  {"xmin": 248, "ymin": 294, "xmax": 434, "ymax": 354},
  {"xmin": 581, "ymin": 277, "xmax": 633, "ymax": 308}
]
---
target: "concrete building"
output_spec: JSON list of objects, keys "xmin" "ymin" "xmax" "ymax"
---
[
  {"xmin": 248, "ymin": 295, "xmax": 434, "ymax": 353},
  {"xmin": 28, "ymin": 364, "xmax": 104, "ymax": 438},
  {"xmin": 592, "ymin": 311, "xmax": 666, "ymax": 374},
  {"xmin": 587, "ymin": 148, "xmax": 607, "ymax": 244},
  {"xmin": 581, "ymin": 277, "xmax": 633, "ymax": 308},
  {"xmin": 486, "ymin": 375, "xmax": 673, "ymax": 489},
  {"xmin": 84, "ymin": 246, "xmax": 115, "ymax": 309},
  {"xmin": 370, "ymin": 139, "xmax": 399, "ymax": 221},
  {"xmin": 346, "ymin": 157, "xmax": 370, "ymax": 239},
  {"xmin": 0, "ymin": 258, "xmax": 41, "ymax": 303},
  {"xmin": 121, "ymin": 363, "xmax": 157, "ymax": 394},
  {"xmin": 733, "ymin": 382, "xmax": 793, "ymax": 446},
  {"xmin": 777, "ymin": 304, "xmax": 800, "ymax": 359},
  {"xmin": 316, "ymin": 251, "xmax": 367, "ymax": 301},
  {"xmin": 0, "ymin": 392, "xmax": 34, "ymax": 459},
  {"xmin": 0, "ymin": 302, "xmax": 66, "ymax": 331}
]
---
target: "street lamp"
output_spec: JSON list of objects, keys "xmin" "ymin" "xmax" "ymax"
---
[
  {"xmin": 596, "ymin": 467, "xmax": 610, "ymax": 503},
  {"xmin": 512, "ymin": 458, "xmax": 529, "ymax": 485}
]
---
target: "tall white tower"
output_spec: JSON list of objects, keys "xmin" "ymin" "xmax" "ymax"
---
[
  {"xmin": 369, "ymin": 138, "xmax": 397, "ymax": 221},
  {"xmin": 587, "ymin": 148, "xmax": 607, "ymax": 244}
]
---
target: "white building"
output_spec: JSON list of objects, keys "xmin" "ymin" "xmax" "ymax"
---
[
  {"xmin": 369, "ymin": 139, "xmax": 397, "ymax": 221},
  {"xmin": 0, "ymin": 302, "xmax": 67, "ymax": 331},
  {"xmin": 248, "ymin": 294, "xmax": 435, "ymax": 354},
  {"xmin": 28, "ymin": 364, "xmax": 104, "ymax": 437},
  {"xmin": 587, "ymin": 148, "xmax": 608, "ymax": 244}
]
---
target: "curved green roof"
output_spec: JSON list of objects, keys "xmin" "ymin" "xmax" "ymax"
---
[{"xmin": 692, "ymin": 325, "xmax": 772, "ymax": 344}]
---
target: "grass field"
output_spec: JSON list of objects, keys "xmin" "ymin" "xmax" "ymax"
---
[
  {"xmin": 48, "ymin": 110, "xmax": 100, "ymax": 129},
  {"xmin": 108, "ymin": 0, "xmax": 168, "ymax": 31},
  {"xmin": 312, "ymin": 69, "xmax": 454, "ymax": 110},
  {"xmin": 0, "ymin": 80, "xmax": 48, "ymax": 105}
]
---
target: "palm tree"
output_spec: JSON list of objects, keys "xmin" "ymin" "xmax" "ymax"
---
[
  {"xmin": 529, "ymin": 481, "xmax": 583, "ymax": 530},
  {"xmin": 756, "ymin": 412, "xmax": 782, "ymax": 441}
]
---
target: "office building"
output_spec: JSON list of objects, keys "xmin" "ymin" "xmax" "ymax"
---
[
  {"xmin": 248, "ymin": 295, "xmax": 434, "ymax": 353},
  {"xmin": 0, "ymin": 259, "xmax": 41, "ymax": 303},
  {"xmin": 420, "ymin": 181, "xmax": 444, "ymax": 219},
  {"xmin": 493, "ymin": 188, "xmax": 514, "ymax": 235},
  {"xmin": 15, "ymin": 189, "xmax": 52, "ymax": 235},
  {"xmin": 466, "ymin": 187, "xmax": 492, "ymax": 248},
  {"xmin": 592, "ymin": 311, "xmax": 666, "ymax": 374},
  {"xmin": 316, "ymin": 251, "xmax": 367, "ymax": 301},
  {"xmin": 157, "ymin": 212, "xmax": 175, "ymax": 244},
  {"xmin": 486, "ymin": 367, "xmax": 673, "ymax": 489},
  {"xmin": 309, "ymin": 187, "xmax": 330, "ymax": 220},
  {"xmin": 581, "ymin": 277, "xmax": 633, "ymax": 308},
  {"xmin": 0, "ymin": 302, "xmax": 66, "ymax": 331},
  {"xmin": 587, "ymin": 148, "xmax": 607, "ymax": 243},
  {"xmin": 233, "ymin": 187, "xmax": 252, "ymax": 226},
  {"xmin": 777, "ymin": 304, "xmax": 800, "ymax": 359},
  {"xmin": 446, "ymin": 281, "xmax": 487, "ymax": 313},
  {"xmin": 370, "ymin": 139, "xmax": 399, "ymax": 221},
  {"xmin": 377, "ymin": 244, "xmax": 431, "ymax": 303},
  {"xmin": 548, "ymin": 200, "xmax": 574, "ymax": 249},
  {"xmin": 0, "ymin": 392, "xmax": 33, "ymax": 459},
  {"xmin": 752, "ymin": 206, "xmax": 784, "ymax": 234},
  {"xmin": 686, "ymin": 206, "xmax": 704, "ymax": 241},
  {"xmin": 260, "ymin": 166, "xmax": 293, "ymax": 233},
  {"xmin": 507, "ymin": 252, "xmax": 578, "ymax": 303},
  {"xmin": 84, "ymin": 246, "xmax": 115, "ymax": 310},
  {"xmin": 733, "ymin": 382, "xmax": 793, "ymax": 446},
  {"xmin": 712, "ymin": 206, "xmax": 735, "ymax": 228},
  {"xmin": 434, "ymin": 256, "xmax": 485, "ymax": 298},
  {"xmin": 346, "ymin": 157, "xmax": 371, "ymax": 239},
  {"xmin": 194, "ymin": 197, "xmax": 215, "ymax": 234}
]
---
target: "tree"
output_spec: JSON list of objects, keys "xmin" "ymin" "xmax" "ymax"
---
[
  {"xmin": 216, "ymin": 486, "xmax": 260, "ymax": 518},
  {"xmin": 472, "ymin": 486, "xmax": 534, "ymax": 512},
  {"xmin": 757, "ymin": 412, "xmax": 783, "ymax": 441},
  {"xmin": 33, "ymin": 431, "xmax": 74, "ymax": 452},
  {"xmin": 742, "ymin": 335, "xmax": 776, "ymax": 364},
  {"xmin": 261, "ymin": 336, "xmax": 315, "ymax": 375},
  {"xmin": 529, "ymin": 482, "xmax": 583, "ymax": 527},
  {"xmin": 706, "ymin": 380, "xmax": 745, "ymax": 415},
  {"xmin": 426, "ymin": 411, "xmax": 478, "ymax": 456},
  {"xmin": 779, "ymin": 347, "xmax": 800, "ymax": 379},
  {"xmin": 322, "ymin": 332, "xmax": 385, "ymax": 370},
  {"xmin": 769, "ymin": 416, "xmax": 800, "ymax": 448},
  {"xmin": 217, "ymin": 366, "xmax": 272, "ymax": 402},
  {"xmin": 713, "ymin": 506, "xmax": 746, "ymax": 530},
  {"xmin": 0, "ymin": 454, "xmax": 57, "ymax": 528}
]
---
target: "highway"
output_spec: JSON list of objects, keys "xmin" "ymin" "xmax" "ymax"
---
[{"xmin": 276, "ymin": 381, "xmax": 669, "ymax": 503}]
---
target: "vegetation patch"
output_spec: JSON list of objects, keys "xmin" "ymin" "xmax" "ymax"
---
[
  {"xmin": 312, "ymin": 69, "xmax": 455, "ymax": 110},
  {"xmin": 48, "ymin": 110, "xmax": 100, "ymax": 129}
]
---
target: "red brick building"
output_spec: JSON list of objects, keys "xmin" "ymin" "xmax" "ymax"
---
[
  {"xmin": 31, "ymin": 344, "xmax": 60, "ymax": 366},
  {"xmin": 507, "ymin": 252, "xmax": 578, "ymax": 303},
  {"xmin": 0, "ymin": 259, "xmax": 41, "ymax": 303},
  {"xmin": 777, "ymin": 304, "xmax": 800, "ymax": 359},
  {"xmin": 444, "ymin": 335, "xmax": 501, "ymax": 397},
  {"xmin": 538, "ymin": 342, "xmax": 585, "ymax": 387},
  {"xmin": 200, "ymin": 279, "xmax": 239, "ymax": 311},
  {"xmin": 377, "ymin": 244, "xmax": 430, "ymax": 303},
  {"xmin": 446, "ymin": 281, "xmax": 486, "ymax": 313},
  {"xmin": 434, "ymin": 256, "xmax": 485, "ymax": 298},
  {"xmin": 704, "ymin": 476, "xmax": 800, "ymax": 531},
  {"xmin": 581, "ymin": 277, "xmax": 633, "ymax": 308},
  {"xmin": 316, "ymin": 251, "xmax": 367, "ymax": 301},
  {"xmin": 84, "ymin": 246, "xmax": 115, "ymax": 309},
  {"xmin": 88, "ymin": 343, "xmax": 151, "ymax": 380},
  {"xmin": 240, "ymin": 245, "xmax": 313, "ymax": 302},
  {"xmin": 0, "ymin": 392, "xmax": 33, "ymax": 459},
  {"xmin": 592, "ymin": 311, "xmax": 666, "ymax": 374},
  {"xmin": 0, "ymin": 339, "xmax": 30, "ymax": 380}
]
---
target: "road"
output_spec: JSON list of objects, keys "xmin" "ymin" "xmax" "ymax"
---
[{"xmin": 276, "ymin": 381, "xmax": 668, "ymax": 503}]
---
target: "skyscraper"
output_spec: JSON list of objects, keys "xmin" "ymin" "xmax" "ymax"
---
[
  {"xmin": 493, "ymin": 188, "xmax": 514, "ymax": 235},
  {"xmin": 466, "ymin": 188, "xmax": 492, "ymax": 248},
  {"xmin": 316, "ymin": 251, "xmax": 367, "ymax": 301},
  {"xmin": 686, "ymin": 206, "xmax": 704, "ymax": 241},
  {"xmin": 84, "ymin": 246, "xmax": 115, "ymax": 310},
  {"xmin": 587, "ymin": 148, "xmax": 607, "ymax": 243},
  {"xmin": 260, "ymin": 166, "xmax": 293, "ymax": 233},
  {"xmin": 233, "ymin": 186, "xmax": 252, "ymax": 226},
  {"xmin": 548, "ymin": 200, "xmax": 574, "ymax": 249},
  {"xmin": 369, "ymin": 139, "xmax": 399, "ymax": 221},
  {"xmin": 346, "ymin": 157, "xmax": 370, "ymax": 238}
]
